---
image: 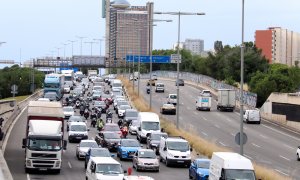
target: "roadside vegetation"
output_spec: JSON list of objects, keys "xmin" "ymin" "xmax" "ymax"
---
[
  {"xmin": 120, "ymin": 76, "xmax": 289, "ymax": 180},
  {"xmin": 0, "ymin": 65, "xmax": 44, "ymax": 99},
  {"xmin": 1, "ymin": 95, "xmax": 29, "ymax": 102},
  {"xmin": 137, "ymin": 41, "xmax": 300, "ymax": 107}
]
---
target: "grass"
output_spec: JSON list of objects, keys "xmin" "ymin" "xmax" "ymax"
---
[
  {"xmin": 119, "ymin": 76, "xmax": 290, "ymax": 180},
  {"xmin": 1, "ymin": 95, "xmax": 29, "ymax": 102}
]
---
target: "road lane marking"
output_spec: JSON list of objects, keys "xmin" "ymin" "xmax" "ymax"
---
[
  {"xmin": 252, "ymin": 143, "xmax": 261, "ymax": 148},
  {"xmin": 226, "ymin": 118, "xmax": 232, "ymax": 122},
  {"xmin": 68, "ymin": 161, "xmax": 72, "ymax": 168},
  {"xmin": 234, "ymin": 112, "xmax": 239, "ymax": 115},
  {"xmin": 215, "ymin": 124, "xmax": 220, "ymax": 129},
  {"xmin": 259, "ymin": 134, "xmax": 268, "ymax": 139},
  {"xmin": 262, "ymin": 124, "xmax": 298, "ymax": 141},
  {"xmin": 244, "ymin": 154, "xmax": 252, "ymax": 159},
  {"xmin": 219, "ymin": 141, "xmax": 226, "ymax": 146},
  {"xmin": 230, "ymin": 133, "xmax": 235, "ymax": 136},
  {"xmin": 203, "ymin": 117, "xmax": 208, "ymax": 121},
  {"xmin": 279, "ymin": 155, "xmax": 291, "ymax": 161},
  {"xmin": 201, "ymin": 131, "xmax": 208, "ymax": 136},
  {"xmin": 275, "ymin": 169, "xmax": 289, "ymax": 176},
  {"xmin": 27, "ymin": 174, "xmax": 30, "ymax": 180},
  {"xmin": 193, "ymin": 111, "xmax": 198, "ymax": 115},
  {"xmin": 284, "ymin": 144, "xmax": 294, "ymax": 150}
]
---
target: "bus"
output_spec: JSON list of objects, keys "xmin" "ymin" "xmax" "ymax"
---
[{"xmin": 44, "ymin": 73, "xmax": 65, "ymax": 99}]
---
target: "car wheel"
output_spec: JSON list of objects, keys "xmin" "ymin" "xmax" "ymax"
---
[
  {"xmin": 165, "ymin": 158, "xmax": 170, "ymax": 167},
  {"xmin": 136, "ymin": 164, "xmax": 140, "ymax": 172},
  {"xmin": 189, "ymin": 170, "xmax": 192, "ymax": 179},
  {"xmin": 86, "ymin": 176, "xmax": 88, "ymax": 180},
  {"xmin": 297, "ymin": 153, "xmax": 300, "ymax": 161},
  {"xmin": 85, "ymin": 161, "xmax": 87, "ymax": 169}
]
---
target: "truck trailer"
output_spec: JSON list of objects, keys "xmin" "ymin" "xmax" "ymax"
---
[{"xmin": 217, "ymin": 89, "xmax": 236, "ymax": 112}]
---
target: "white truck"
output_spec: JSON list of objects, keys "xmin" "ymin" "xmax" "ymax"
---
[
  {"xmin": 209, "ymin": 152, "xmax": 256, "ymax": 180},
  {"xmin": 196, "ymin": 96, "xmax": 211, "ymax": 111},
  {"xmin": 88, "ymin": 70, "xmax": 98, "ymax": 77},
  {"xmin": 217, "ymin": 89, "xmax": 236, "ymax": 112},
  {"xmin": 22, "ymin": 101, "xmax": 67, "ymax": 173}
]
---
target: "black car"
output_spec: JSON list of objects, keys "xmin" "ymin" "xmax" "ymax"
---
[
  {"xmin": 95, "ymin": 132, "xmax": 121, "ymax": 151},
  {"xmin": 93, "ymin": 100, "xmax": 108, "ymax": 113},
  {"xmin": 84, "ymin": 147, "xmax": 111, "ymax": 168},
  {"xmin": 146, "ymin": 132, "xmax": 168, "ymax": 155},
  {"xmin": 175, "ymin": 79, "xmax": 184, "ymax": 86}
]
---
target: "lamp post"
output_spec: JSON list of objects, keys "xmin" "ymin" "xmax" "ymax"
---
[
  {"xmin": 155, "ymin": 11, "xmax": 205, "ymax": 129},
  {"xmin": 55, "ymin": 47, "xmax": 61, "ymax": 57},
  {"xmin": 76, "ymin": 36, "xmax": 86, "ymax": 56},
  {"xmin": 93, "ymin": 38, "xmax": 104, "ymax": 56},
  {"xmin": 62, "ymin": 43, "xmax": 69, "ymax": 59},
  {"xmin": 68, "ymin": 40, "xmax": 76, "ymax": 57},
  {"xmin": 85, "ymin": 41, "xmax": 98, "ymax": 56}
]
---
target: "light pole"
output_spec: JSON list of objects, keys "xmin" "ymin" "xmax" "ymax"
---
[
  {"xmin": 93, "ymin": 38, "xmax": 104, "ymax": 56},
  {"xmin": 85, "ymin": 41, "xmax": 98, "ymax": 56},
  {"xmin": 55, "ymin": 47, "xmax": 61, "ymax": 57},
  {"xmin": 239, "ymin": 0, "xmax": 245, "ymax": 156},
  {"xmin": 155, "ymin": 11, "xmax": 205, "ymax": 129},
  {"xmin": 68, "ymin": 40, "xmax": 76, "ymax": 57},
  {"xmin": 76, "ymin": 36, "xmax": 86, "ymax": 56},
  {"xmin": 62, "ymin": 43, "xmax": 69, "ymax": 59}
]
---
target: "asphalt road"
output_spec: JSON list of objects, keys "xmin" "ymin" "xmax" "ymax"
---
[
  {"xmin": 4, "ymin": 81, "xmax": 191, "ymax": 180},
  {"xmin": 138, "ymin": 78, "xmax": 300, "ymax": 179}
]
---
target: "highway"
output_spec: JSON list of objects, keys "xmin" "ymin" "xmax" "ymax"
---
[{"xmin": 139, "ymin": 78, "xmax": 300, "ymax": 179}]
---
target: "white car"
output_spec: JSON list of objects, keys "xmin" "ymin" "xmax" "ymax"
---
[
  {"xmin": 167, "ymin": 94, "xmax": 177, "ymax": 105},
  {"xmin": 63, "ymin": 85, "xmax": 71, "ymax": 93},
  {"xmin": 118, "ymin": 105, "xmax": 131, "ymax": 118},
  {"xmin": 63, "ymin": 106, "xmax": 75, "ymax": 119},
  {"xmin": 123, "ymin": 176, "xmax": 154, "ymax": 180},
  {"xmin": 297, "ymin": 146, "xmax": 300, "ymax": 161},
  {"xmin": 76, "ymin": 140, "xmax": 98, "ymax": 159},
  {"xmin": 129, "ymin": 120, "xmax": 139, "ymax": 135},
  {"xmin": 200, "ymin": 90, "xmax": 212, "ymax": 97}
]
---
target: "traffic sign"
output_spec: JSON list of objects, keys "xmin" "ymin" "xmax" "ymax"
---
[
  {"xmin": 170, "ymin": 54, "xmax": 182, "ymax": 63},
  {"xmin": 11, "ymin": 84, "xmax": 18, "ymax": 91},
  {"xmin": 235, "ymin": 132, "xmax": 247, "ymax": 145},
  {"xmin": 126, "ymin": 55, "xmax": 170, "ymax": 63}
]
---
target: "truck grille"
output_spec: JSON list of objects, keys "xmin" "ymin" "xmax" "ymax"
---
[
  {"xmin": 33, "ymin": 164, "xmax": 53, "ymax": 168},
  {"xmin": 32, "ymin": 153, "xmax": 57, "ymax": 158},
  {"xmin": 32, "ymin": 160, "xmax": 55, "ymax": 164}
]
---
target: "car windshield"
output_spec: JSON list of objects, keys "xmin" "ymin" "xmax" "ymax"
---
[
  {"xmin": 91, "ymin": 149, "xmax": 111, "ymax": 157},
  {"xmin": 104, "ymin": 133, "xmax": 120, "ymax": 139},
  {"xmin": 121, "ymin": 140, "xmax": 139, "ymax": 147},
  {"xmin": 80, "ymin": 141, "xmax": 98, "ymax": 148},
  {"xmin": 44, "ymin": 83, "xmax": 59, "ymax": 88},
  {"xmin": 63, "ymin": 107, "xmax": 74, "ymax": 112},
  {"xmin": 69, "ymin": 116, "xmax": 84, "ymax": 122},
  {"xmin": 95, "ymin": 101, "xmax": 105, "ymax": 106},
  {"xmin": 28, "ymin": 138, "xmax": 62, "ymax": 151},
  {"xmin": 157, "ymin": 84, "xmax": 164, "ymax": 87},
  {"xmin": 138, "ymin": 151, "xmax": 156, "ymax": 158},
  {"xmin": 126, "ymin": 111, "xmax": 138, "ymax": 117},
  {"xmin": 120, "ymin": 105, "xmax": 131, "ymax": 110},
  {"xmin": 196, "ymin": 161, "xmax": 210, "ymax": 169},
  {"xmin": 70, "ymin": 125, "xmax": 86, "ymax": 131},
  {"xmin": 164, "ymin": 104, "xmax": 174, "ymax": 108},
  {"xmin": 96, "ymin": 164, "xmax": 123, "ymax": 174},
  {"xmin": 167, "ymin": 141, "xmax": 189, "ymax": 151},
  {"xmin": 225, "ymin": 169, "xmax": 256, "ymax": 180},
  {"xmin": 104, "ymin": 125, "xmax": 119, "ymax": 131},
  {"xmin": 151, "ymin": 133, "xmax": 167, "ymax": 140},
  {"xmin": 131, "ymin": 120, "xmax": 139, "ymax": 126},
  {"xmin": 141, "ymin": 122, "xmax": 159, "ymax": 131},
  {"xmin": 170, "ymin": 95, "xmax": 177, "ymax": 99},
  {"xmin": 112, "ymin": 83, "xmax": 122, "ymax": 88},
  {"xmin": 118, "ymin": 101, "xmax": 129, "ymax": 106}
]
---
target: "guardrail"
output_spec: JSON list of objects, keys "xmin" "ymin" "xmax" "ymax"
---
[{"xmin": 140, "ymin": 70, "xmax": 257, "ymax": 108}]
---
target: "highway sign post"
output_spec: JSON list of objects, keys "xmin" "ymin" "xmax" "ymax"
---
[
  {"xmin": 170, "ymin": 54, "xmax": 182, "ymax": 63},
  {"xmin": 126, "ymin": 55, "xmax": 170, "ymax": 63},
  {"xmin": 11, "ymin": 84, "xmax": 18, "ymax": 98},
  {"xmin": 235, "ymin": 132, "xmax": 247, "ymax": 145}
]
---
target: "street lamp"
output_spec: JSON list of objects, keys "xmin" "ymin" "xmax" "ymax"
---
[
  {"xmin": 62, "ymin": 43, "xmax": 69, "ymax": 59},
  {"xmin": 55, "ymin": 47, "xmax": 61, "ymax": 57},
  {"xmin": 76, "ymin": 36, "xmax": 86, "ymax": 56},
  {"xmin": 68, "ymin": 40, "xmax": 77, "ymax": 57},
  {"xmin": 155, "ymin": 11, "xmax": 205, "ymax": 129},
  {"xmin": 93, "ymin": 38, "xmax": 104, "ymax": 56},
  {"xmin": 85, "ymin": 41, "xmax": 98, "ymax": 56}
]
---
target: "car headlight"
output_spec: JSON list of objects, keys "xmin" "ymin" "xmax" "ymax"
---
[
  {"xmin": 197, "ymin": 172, "xmax": 204, "ymax": 177},
  {"xmin": 154, "ymin": 161, "xmax": 159, "ymax": 165},
  {"xmin": 186, "ymin": 154, "xmax": 191, "ymax": 158},
  {"xmin": 138, "ymin": 161, "xmax": 144, "ymax": 165},
  {"xmin": 26, "ymin": 160, "xmax": 31, "ymax": 167}
]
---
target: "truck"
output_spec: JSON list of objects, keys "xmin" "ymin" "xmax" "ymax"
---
[
  {"xmin": 22, "ymin": 101, "xmax": 67, "ymax": 173},
  {"xmin": 61, "ymin": 69, "xmax": 74, "ymax": 82},
  {"xmin": 88, "ymin": 70, "xmax": 98, "ymax": 77},
  {"xmin": 44, "ymin": 73, "xmax": 65, "ymax": 100},
  {"xmin": 216, "ymin": 89, "xmax": 236, "ymax": 112},
  {"xmin": 196, "ymin": 96, "xmax": 211, "ymax": 111},
  {"xmin": 209, "ymin": 152, "xmax": 256, "ymax": 180}
]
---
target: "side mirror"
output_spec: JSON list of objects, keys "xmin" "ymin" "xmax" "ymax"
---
[
  {"xmin": 190, "ymin": 147, "xmax": 193, "ymax": 152},
  {"xmin": 87, "ymin": 128, "xmax": 90, "ymax": 131},
  {"xmin": 22, "ymin": 138, "xmax": 26, "ymax": 148},
  {"xmin": 163, "ymin": 147, "xmax": 167, "ymax": 151},
  {"xmin": 63, "ymin": 140, "xmax": 67, "ymax": 150},
  {"xmin": 138, "ymin": 127, "xmax": 141, "ymax": 131},
  {"xmin": 91, "ymin": 166, "xmax": 96, "ymax": 173}
]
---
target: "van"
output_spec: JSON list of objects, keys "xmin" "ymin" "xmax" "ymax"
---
[
  {"xmin": 86, "ymin": 157, "xmax": 126, "ymax": 180},
  {"xmin": 155, "ymin": 83, "xmax": 165, "ymax": 93},
  {"xmin": 243, "ymin": 109, "xmax": 261, "ymax": 124},
  {"xmin": 137, "ymin": 112, "xmax": 160, "ymax": 143},
  {"xmin": 68, "ymin": 122, "xmax": 89, "ymax": 143},
  {"xmin": 209, "ymin": 152, "xmax": 256, "ymax": 180},
  {"xmin": 159, "ymin": 136, "xmax": 192, "ymax": 167},
  {"xmin": 112, "ymin": 79, "xmax": 122, "ymax": 90},
  {"xmin": 196, "ymin": 96, "xmax": 211, "ymax": 111}
]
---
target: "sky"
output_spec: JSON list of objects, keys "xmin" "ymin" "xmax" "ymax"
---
[{"xmin": 0, "ymin": 0, "xmax": 299, "ymax": 65}]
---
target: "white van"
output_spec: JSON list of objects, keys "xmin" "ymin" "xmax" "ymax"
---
[
  {"xmin": 209, "ymin": 152, "xmax": 256, "ymax": 180},
  {"xmin": 196, "ymin": 96, "xmax": 211, "ymax": 111},
  {"xmin": 159, "ymin": 136, "xmax": 192, "ymax": 167},
  {"xmin": 137, "ymin": 112, "xmax": 160, "ymax": 143},
  {"xmin": 86, "ymin": 157, "xmax": 125, "ymax": 180},
  {"xmin": 112, "ymin": 79, "xmax": 122, "ymax": 90},
  {"xmin": 68, "ymin": 122, "xmax": 89, "ymax": 143},
  {"xmin": 243, "ymin": 109, "xmax": 261, "ymax": 124}
]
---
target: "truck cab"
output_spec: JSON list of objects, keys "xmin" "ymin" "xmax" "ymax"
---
[{"xmin": 137, "ymin": 112, "xmax": 161, "ymax": 143}]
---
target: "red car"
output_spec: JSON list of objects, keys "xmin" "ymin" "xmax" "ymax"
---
[{"xmin": 99, "ymin": 94, "xmax": 113, "ymax": 105}]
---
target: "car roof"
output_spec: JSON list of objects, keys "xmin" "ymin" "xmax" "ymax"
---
[
  {"xmin": 90, "ymin": 157, "xmax": 120, "ymax": 164},
  {"xmin": 138, "ymin": 149, "xmax": 155, "ymax": 152},
  {"xmin": 165, "ymin": 137, "xmax": 187, "ymax": 142},
  {"xmin": 80, "ymin": 139, "xmax": 97, "ymax": 143},
  {"xmin": 69, "ymin": 122, "xmax": 86, "ymax": 125},
  {"xmin": 104, "ymin": 123, "xmax": 118, "ymax": 126}
]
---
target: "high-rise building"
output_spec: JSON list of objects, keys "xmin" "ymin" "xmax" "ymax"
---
[
  {"xmin": 255, "ymin": 27, "xmax": 300, "ymax": 66},
  {"xmin": 183, "ymin": 39, "xmax": 204, "ymax": 55},
  {"xmin": 103, "ymin": 0, "xmax": 153, "ymax": 67}
]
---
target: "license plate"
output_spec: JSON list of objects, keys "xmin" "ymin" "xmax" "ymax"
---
[
  {"xmin": 39, "ymin": 168, "xmax": 47, "ymax": 171},
  {"xmin": 76, "ymin": 137, "xmax": 82, "ymax": 139},
  {"xmin": 177, "ymin": 161, "xmax": 184, "ymax": 163}
]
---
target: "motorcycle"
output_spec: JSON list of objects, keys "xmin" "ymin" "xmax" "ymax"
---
[
  {"xmin": 75, "ymin": 101, "xmax": 80, "ymax": 109},
  {"xmin": 106, "ymin": 117, "xmax": 112, "ymax": 123},
  {"xmin": 84, "ymin": 109, "xmax": 90, "ymax": 120},
  {"xmin": 146, "ymin": 86, "xmax": 150, "ymax": 94},
  {"xmin": 91, "ymin": 117, "xmax": 97, "ymax": 127},
  {"xmin": 121, "ymin": 126, "xmax": 128, "ymax": 138}
]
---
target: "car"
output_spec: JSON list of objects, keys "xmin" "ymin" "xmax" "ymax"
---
[
  {"xmin": 63, "ymin": 84, "xmax": 71, "ymax": 94},
  {"xmin": 117, "ymin": 139, "xmax": 142, "ymax": 160},
  {"xmin": 93, "ymin": 100, "xmax": 108, "ymax": 113},
  {"xmin": 297, "ymin": 146, "xmax": 300, "ymax": 161},
  {"xmin": 118, "ymin": 105, "xmax": 131, "ymax": 118},
  {"xmin": 92, "ymin": 91, "xmax": 102, "ymax": 100},
  {"xmin": 152, "ymin": 74, "xmax": 157, "ymax": 80},
  {"xmin": 167, "ymin": 94, "xmax": 177, "ymax": 105},
  {"xmin": 95, "ymin": 132, "xmax": 121, "ymax": 151},
  {"xmin": 123, "ymin": 176, "xmax": 154, "ymax": 180},
  {"xmin": 155, "ymin": 83, "xmax": 165, "ymax": 93},
  {"xmin": 160, "ymin": 103, "xmax": 176, "ymax": 115},
  {"xmin": 243, "ymin": 109, "xmax": 261, "ymax": 124},
  {"xmin": 100, "ymin": 94, "xmax": 113, "ymax": 105},
  {"xmin": 124, "ymin": 109, "xmax": 139, "ymax": 125},
  {"xmin": 67, "ymin": 115, "xmax": 86, "ymax": 130},
  {"xmin": 101, "ymin": 123, "xmax": 122, "ymax": 137},
  {"xmin": 132, "ymin": 149, "xmax": 159, "ymax": 172},
  {"xmin": 146, "ymin": 132, "xmax": 168, "ymax": 155},
  {"xmin": 76, "ymin": 140, "xmax": 98, "ymax": 160},
  {"xmin": 200, "ymin": 90, "xmax": 212, "ymax": 97},
  {"xmin": 129, "ymin": 119, "xmax": 139, "ymax": 135},
  {"xmin": 147, "ymin": 79, "xmax": 155, "ymax": 86},
  {"xmin": 63, "ymin": 106, "xmax": 75, "ymax": 119},
  {"xmin": 115, "ymin": 101, "xmax": 130, "ymax": 114},
  {"xmin": 43, "ymin": 92, "xmax": 59, "ymax": 101},
  {"xmin": 68, "ymin": 122, "xmax": 89, "ymax": 143},
  {"xmin": 189, "ymin": 159, "xmax": 210, "ymax": 180},
  {"xmin": 175, "ymin": 79, "xmax": 184, "ymax": 86},
  {"xmin": 84, "ymin": 147, "xmax": 111, "ymax": 169}
]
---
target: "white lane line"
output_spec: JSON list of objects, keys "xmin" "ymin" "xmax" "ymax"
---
[
  {"xmin": 262, "ymin": 124, "xmax": 299, "ymax": 141},
  {"xmin": 68, "ymin": 161, "xmax": 72, "ymax": 168},
  {"xmin": 279, "ymin": 155, "xmax": 291, "ymax": 161},
  {"xmin": 201, "ymin": 132, "xmax": 208, "ymax": 136},
  {"xmin": 234, "ymin": 112, "xmax": 239, "ymax": 115},
  {"xmin": 230, "ymin": 133, "xmax": 235, "ymax": 136},
  {"xmin": 215, "ymin": 124, "xmax": 220, "ymax": 129},
  {"xmin": 252, "ymin": 143, "xmax": 261, "ymax": 148},
  {"xmin": 193, "ymin": 111, "xmax": 198, "ymax": 115},
  {"xmin": 27, "ymin": 174, "xmax": 30, "ymax": 180},
  {"xmin": 259, "ymin": 134, "xmax": 268, "ymax": 139},
  {"xmin": 219, "ymin": 141, "xmax": 226, "ymax": 146},
  {"xmin": 284, "ymin": 144, "xmax": 294, "ymax": 150},
  {"xmin": 275, "ymin": 169, "xmax": 289, "ymax": 176},
  {"xmin": 244, "ymin": 154, "xmax": 253, "ymax": 160},
  {"xmin": 226, "ymin": 118, "xmax": 232, "ymax": 122},
  {"xmin": 203, "ymin": 117, "xmax": 208, "ymax": 121}
]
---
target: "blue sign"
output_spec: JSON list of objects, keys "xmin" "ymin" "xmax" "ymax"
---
[{"xmin": 126, "ymin": 55, "xmax": 170, "ymax": 63}]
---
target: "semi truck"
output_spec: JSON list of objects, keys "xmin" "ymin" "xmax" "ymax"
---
[
  {"xmin": 196, "ymin": 96, "xmax": 211, "ymax": 111},
  {"xmin": 217, "ymin": 89, "xmax": 236, "ymax": 112},
  {"xmin": 44, "ymin": 73, "xmax": 65, "ymax": 100},
  {"xmin": 88, "ymin": 70, "xmax": 98, "ymax": 77},
  {"xmin": 22, "ymin": 101, "xmax": 67, "ymax": 173}
]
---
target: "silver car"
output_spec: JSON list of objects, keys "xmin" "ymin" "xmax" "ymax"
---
[
  {"xmin": 76, "ymin": 140, "xmax": 98, "ymax": 160},
  {"xmin": 132, "ymin": 149, "xmax": 159, "ymax": 172}
]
